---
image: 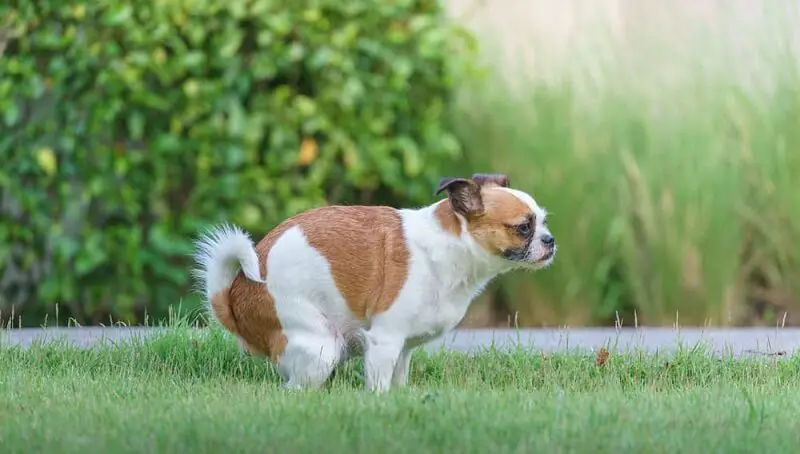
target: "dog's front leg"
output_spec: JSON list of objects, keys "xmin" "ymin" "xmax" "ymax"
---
[{"xmin": 363, "ymin": 333, "xmax": 404, "ymax": 393}]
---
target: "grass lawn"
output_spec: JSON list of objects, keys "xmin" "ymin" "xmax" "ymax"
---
[{"xmin": 1, "ymin": 325, "xmax": 799, "ymax": 453}]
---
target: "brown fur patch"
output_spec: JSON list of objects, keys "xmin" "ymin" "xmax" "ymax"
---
[
  {"xmin": 210, "ymin": 291, "xmax": 238, "ymax": 334},
  {"xmin": 471, "ymin": 173, "xmax": 511, "ymax": 189},
  {"xmin": 468, "ymin": 189, "xmax": 533, "ymax": 254},
  {"xmin": 299, "ymin": 206, "xmax": 410, "ymax": 319},
  {"xmin": 221, "ymin": 206, "xmax": 410, "ymax": 360},
  {"xmin": 434, "ymin": 200, "xmax": 462, "ymax": 236},
  {"xmin": 435, "ymin": 187, "xmax": 533, "ymax": 256},
  {"xmin": 225, "ymin": 221, "xmax": 294, "ymax": 361},
  {"xmin": 210, "ymin": 289, "xmax": 267, "ymax": 357}
]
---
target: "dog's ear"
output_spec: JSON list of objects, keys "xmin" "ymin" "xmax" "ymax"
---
[
  {"xmin": 471, "ymin": 173, "xmax": 510, "ymax": 188},
  {"xmin": 435, "ymin": 177, "xmax": 484, "ymax": 217}
]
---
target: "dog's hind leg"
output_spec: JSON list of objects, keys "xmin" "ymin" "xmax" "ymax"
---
[{"xmin": 278, "ymin": 330, "xmax": 343, "ymax": 390}]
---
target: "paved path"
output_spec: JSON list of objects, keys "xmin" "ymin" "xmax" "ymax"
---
[{"xmin": 2, "ymin": 326, "xmax": 800, "ymax": 356}]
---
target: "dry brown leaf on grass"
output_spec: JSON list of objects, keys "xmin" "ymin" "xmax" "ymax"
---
[{"xmin": 596, "ymin": 347, "xmax": 609, "ymax": 366}]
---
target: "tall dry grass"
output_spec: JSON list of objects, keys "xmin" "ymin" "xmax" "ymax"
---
[{"xmin": 448, "ymin": 0, "xmax": 800, "ymax": 327}]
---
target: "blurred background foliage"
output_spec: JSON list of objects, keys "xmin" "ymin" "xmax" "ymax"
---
[
  {"xmin": 1, "ymin": 0, "xmax": 799, "ymax": 328},
  {"xmin": 0, "ymin": 0, "xmax": 473, "ymax": 326}
]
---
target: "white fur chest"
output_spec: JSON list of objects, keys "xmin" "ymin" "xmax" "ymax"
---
[
  {"xmin": 402, "ymin": 279, "xmax": 489, "ymax": 348},
  {"xmin": 376, "ymin": 205, "xmax": 506, "ymax": 347}
]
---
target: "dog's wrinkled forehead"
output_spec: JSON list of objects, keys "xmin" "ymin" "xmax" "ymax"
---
[
  {"xmin": 497, "ymin": 187, "xmax": 546, "ymax": 222},
  {"xmin": 479, "ymin": 187, "xmax": 535, "ymax": 223}
]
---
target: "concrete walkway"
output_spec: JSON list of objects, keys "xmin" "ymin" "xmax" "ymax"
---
[{"xmin": 2, "ymin": 326, "xmax": 800, "ymax": 356}]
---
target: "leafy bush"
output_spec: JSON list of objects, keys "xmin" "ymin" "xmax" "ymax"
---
[{"xmin": 0, "ymin": 0, "xmax": 474, "ymax": 325}]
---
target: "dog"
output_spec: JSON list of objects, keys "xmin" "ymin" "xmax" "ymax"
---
[{"xmin": 192, "ymin": 173, "xmax": 556, "ymax": 392}]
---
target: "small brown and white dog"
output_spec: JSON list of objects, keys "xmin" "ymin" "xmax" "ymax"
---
[{"xmin": 192, "ymin": 173, "xmax": 556, "ymax": 392}]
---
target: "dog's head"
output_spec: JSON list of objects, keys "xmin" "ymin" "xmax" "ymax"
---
[{"xmin": 435, "ymin": 173, "xmax": 556, "ymax": 270}]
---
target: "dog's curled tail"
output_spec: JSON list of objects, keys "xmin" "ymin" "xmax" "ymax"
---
[{"xmin": 192, "ymin": 223, "xmax": 265, "ymax": 334}]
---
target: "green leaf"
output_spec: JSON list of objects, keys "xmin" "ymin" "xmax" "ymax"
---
[
  {"xmin": 128, "ymin": 111, "xmax": 145, "ymax": 140},
  {"xmin": 75, "ymin": 247, "xmax": 108, "ymax": 276},
  {"xmin": 219, "ymin": 29, "xmax": 244, "ymax": 59},
  {"xmin": 3, "ymin": 103, "xmax": 20, "ymax": 126},
  {"xmin": 103, "ymin": 4, "xmax": 132, "ymax": 26},
  {"xmin": 397, "ymin": 136, "xmax": 422, "ymax": 177}
]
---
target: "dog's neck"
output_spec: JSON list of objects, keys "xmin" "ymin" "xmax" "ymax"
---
[{"xmin": 400, "ymin": 201, "xmax": 514, "ymax": 294}]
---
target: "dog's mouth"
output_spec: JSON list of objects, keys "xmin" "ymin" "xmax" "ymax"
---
[
  {"xmin": 536, "ymin": 247, "xmax": 556, "ymax": 263},
  {"xmin": 504, "ymin": 245, "xmax": 556, "ymax": 267}
]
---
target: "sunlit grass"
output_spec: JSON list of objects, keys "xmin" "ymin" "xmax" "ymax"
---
[{"xmin": 1, "ymin": 321, "xmax": 800, "ymax": 453}]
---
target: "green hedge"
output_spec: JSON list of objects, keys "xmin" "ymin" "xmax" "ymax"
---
[{"xmin": 0, "ymin": 0, "xmax": 475, "ymax": 326}]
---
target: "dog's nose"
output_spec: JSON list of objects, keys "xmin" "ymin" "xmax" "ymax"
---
[{"xmin": 541, "ymin": 234, "xmax": 555, "ymax": 246}]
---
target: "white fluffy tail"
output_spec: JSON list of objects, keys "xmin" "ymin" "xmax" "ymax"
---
[{"xmin": 192, "ymin": 223, "xmax": 265, "ymax": 299}]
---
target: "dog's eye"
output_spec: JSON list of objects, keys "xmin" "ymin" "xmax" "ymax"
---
[{"xmin": 516, "ymin": 223, "xmax": 532, "ymax": 237}]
